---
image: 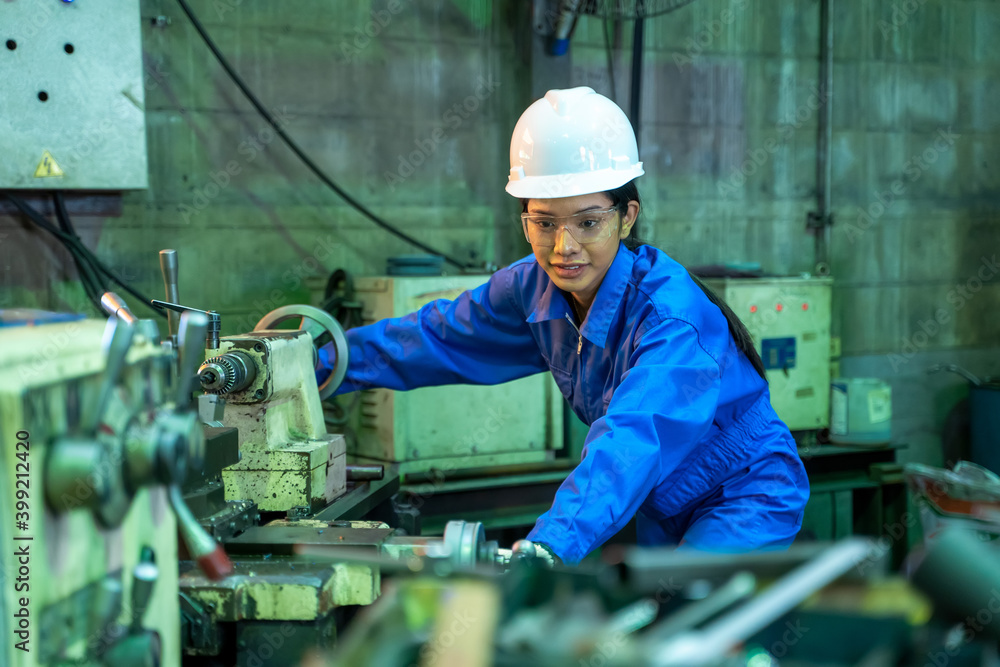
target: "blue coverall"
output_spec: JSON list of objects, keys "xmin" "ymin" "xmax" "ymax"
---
[{"xmin": 319, "ymin": 243, "xmax": 810, "ymax": 564}]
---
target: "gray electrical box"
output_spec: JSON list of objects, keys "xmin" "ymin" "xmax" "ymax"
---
[
  {"xmin": 705, "ymin": 277, "xmax": 834, "ymax": 430},
  {"xmin": 324, "ymin": 275, "xmax": 565, "ymax": 477},
  {"xmin": 0, "ymin": 1, "xmax": 148, "ymax": 189}
]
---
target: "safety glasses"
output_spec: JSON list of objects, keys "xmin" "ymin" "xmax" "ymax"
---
[{"xmin": 520, "ymin": 207, "xmax": 620, "ymax": 247}]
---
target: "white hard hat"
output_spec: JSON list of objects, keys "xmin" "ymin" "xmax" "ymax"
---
[{"xmin": 505, "ymin": 86, "xmax": 644, "ymax": 199}]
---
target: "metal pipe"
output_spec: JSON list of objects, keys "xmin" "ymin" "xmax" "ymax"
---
[
  {"xmin": 346, "ymin": 464, "xmax": 384, "ymax": 481},
  {"xmin": 629, "ymin": 16, "xmax": 645, "ymax": 151},
  {"xmin": 815, "ymin": 0, "xmax": 834, "ymax": 269},
  {"xmin": 403, "ymin": 459, "xmax": 576, "ymax": 484},
  {"xmin": 927, "ymin": 363, "xmax": 982, "ymax": 387},
  {"xmin": 551, "ymin": 0, "xmax": 582, "ymax": 55},
  {"xmin": 651, "ymin": 539, "xmax": 870, "ymax": 666},
  {"xmin": 159, "ymin": 249, "xmax": 180, "ymax": 342}
]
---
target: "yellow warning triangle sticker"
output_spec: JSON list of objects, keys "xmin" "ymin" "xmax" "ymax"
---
[{"xmin": 34, "ymin": 150, "xmax": 65, "ymax": 178}]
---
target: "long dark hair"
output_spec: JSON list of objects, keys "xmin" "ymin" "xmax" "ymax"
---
[{"xmin": 523, "ymin": 181, "xmax": 768, "ymax": 381}]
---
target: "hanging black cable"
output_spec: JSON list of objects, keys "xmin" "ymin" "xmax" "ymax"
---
[
  {"xmin": 52, "ymin": 194, "xmax": 108, "ymax": 305},
  {"xmin": 173, "ymin": 0, "xmax": 475, "ymax": 271},
  {"xmin": 52, "ymin": 193, "xmax": 166, "ymax": 316},
  {"xmin": 6, "ymin": 194, "xmax": 104, "ymax": 313},
  {"xmin": 5, "ymin": 193, "xmax": 167, "ymax": 318}
]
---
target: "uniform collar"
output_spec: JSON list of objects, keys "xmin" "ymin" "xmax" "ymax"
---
[{"xmin": 526, "ymin": 243, "xmax": 635, "ymax": 348}]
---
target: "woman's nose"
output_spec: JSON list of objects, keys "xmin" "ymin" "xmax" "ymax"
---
[{"xmin": 553, "ymin": 225, "xmax": 579, "ymax": 255}]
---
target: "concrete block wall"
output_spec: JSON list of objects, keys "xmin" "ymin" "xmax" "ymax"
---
[
  {"xmin": 1, "ymin": 0, "xmax": 530, "ymax": 332},
  {"xmin": 565, "ymin": 0, "xmax": 1000, "ymax": 464},
  {"xmin": 2, "ymin": 0, "xmax": 998, "ymax": 466}
]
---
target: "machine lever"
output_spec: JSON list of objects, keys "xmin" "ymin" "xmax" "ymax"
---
[
  {"xmin": 101, "ymin": 292, "xmax": 140, "ymax": 326},
  {"xmin": 175, "ymin": 311, "xmax": 208, "ymax": 409},
  {"xmin": 159, "ymin": 249, "xmax": 180, "ymax": 343},
  {"xmin": 169, "ymin": 486, "xmax": 233, "ymax": 581},
  {"xmin": 86, "ymin": 309, "xmax": 135, "ymax": 434},
  {"xmin": 169, "ymin": 312, "xmax": 233, "ymax": 579},
  {"xmin": 151, "ymin": 300, "xmax": 221, "ymax": 349}
]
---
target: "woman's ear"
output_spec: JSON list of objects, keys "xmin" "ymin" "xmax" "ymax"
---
[{"xmin": 620, "ymin": 200, "xmax": 640, "ymax": 238}]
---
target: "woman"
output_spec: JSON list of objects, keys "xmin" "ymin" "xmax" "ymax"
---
[{"xmin": 319, "ymin": 87, "xmax": 809, "ymax": 565}]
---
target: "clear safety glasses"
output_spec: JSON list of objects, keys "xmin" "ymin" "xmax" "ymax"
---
[{"xmin": 521, "ymin": 207, "xmax": 620, "ymax": 247}]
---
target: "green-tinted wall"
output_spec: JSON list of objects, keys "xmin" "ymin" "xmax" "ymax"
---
[{"xmin": 2, "ymin": 0, "xmax": 998, "ymax": 465}]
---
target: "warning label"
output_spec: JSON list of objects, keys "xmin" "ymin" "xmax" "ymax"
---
[{"xmin": 33, "ymin": 151, "xmax": 64, "ymax": 178}]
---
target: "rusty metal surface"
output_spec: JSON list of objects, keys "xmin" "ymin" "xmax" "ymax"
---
[{"xmin": 178, "ymin": 557, "xmax": 379, "ymax": 621}]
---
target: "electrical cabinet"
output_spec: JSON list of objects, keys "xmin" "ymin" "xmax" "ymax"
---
[
  {"xmin": 340, "ymin": 275, "xmax": 564, "ymax": 477},
  {"xmin": 0, "ymin": 1, "xmax": 148, "ymax": 189},
  {"xmin": 704, "ymin": 278, "xmax": 833, "ymax": 430}
]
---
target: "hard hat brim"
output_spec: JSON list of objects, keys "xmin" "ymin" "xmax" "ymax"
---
[{"xmin": 505, "ymin": 165, "xmax": 644, "ymax": 200}]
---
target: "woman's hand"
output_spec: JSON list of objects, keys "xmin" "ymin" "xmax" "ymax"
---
[{"xmin": 511, "ymin": 539, "xmax": 562, "ymax": 567}]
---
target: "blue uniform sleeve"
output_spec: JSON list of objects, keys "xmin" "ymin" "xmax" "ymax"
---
[
  {"xmin": 526, "ymin": 316, "xmax": 722, "ymax": 564},
  {"xmin": 317, "ymin": 266, "xmax": 548, "ymax": 393}
]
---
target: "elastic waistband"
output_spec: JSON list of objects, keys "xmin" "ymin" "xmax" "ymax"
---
[{"xmin": 653, "ymin": 392, "xmax": 784, "ymax": 515}]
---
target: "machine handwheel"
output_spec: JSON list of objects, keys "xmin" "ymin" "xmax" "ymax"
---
[
  {"xmin": 254, "ymin": 305, "xmax": 349, "ymax": 400},
  {"xmin": 443, "ymin": 520, "xmax": 487, "ymax": 567}
]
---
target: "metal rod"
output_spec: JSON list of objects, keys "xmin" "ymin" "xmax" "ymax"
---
[
  {"xmin": 646, "ymin": 572, "xmax": 756, "ymax": 641},
  {"xmin": 651, "ymin": 539, "xmax": 870, "ymax": 666},
  {"xmin": 815, "ymin": 0, "xmax": 834, "ymax": 268},
  {"xmin": 346, "ymin": 464, "xmax": 385, "ymax": 481},
  {"xmin": 402, "ymin": 459, "xmax": 576, "ymax": 485},
  {"xmin": 159, "ymin": 249, "xmax": 180, "ymax": 342},
  {"xmin": 629, "ymin": 15, "xmax": 645, "ymax": 151}
]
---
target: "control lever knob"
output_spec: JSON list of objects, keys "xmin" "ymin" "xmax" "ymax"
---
[
  {"xmin": 86, "ymin": 314, "xmax": 135, "ymax": 434},
  {"xmin": 169, "ymin": 486, "xmax": 232, "ymax": 580},
  {"xmin": 101, "ymin": 292, "xmax": 139, "ymax": 326},
  {"xmin": 159, "ymin": 249, "xmax": 180, "ymax": 342}
]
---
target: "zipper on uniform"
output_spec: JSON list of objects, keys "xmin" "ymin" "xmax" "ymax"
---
[{"xmin": 565, "ymin": 313, "xmax": 583, "ymax": 355}]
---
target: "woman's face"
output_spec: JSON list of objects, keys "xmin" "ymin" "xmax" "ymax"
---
[{"xmin": 525, "ymin": 193, "xmax": 638, "ymax": 309}]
